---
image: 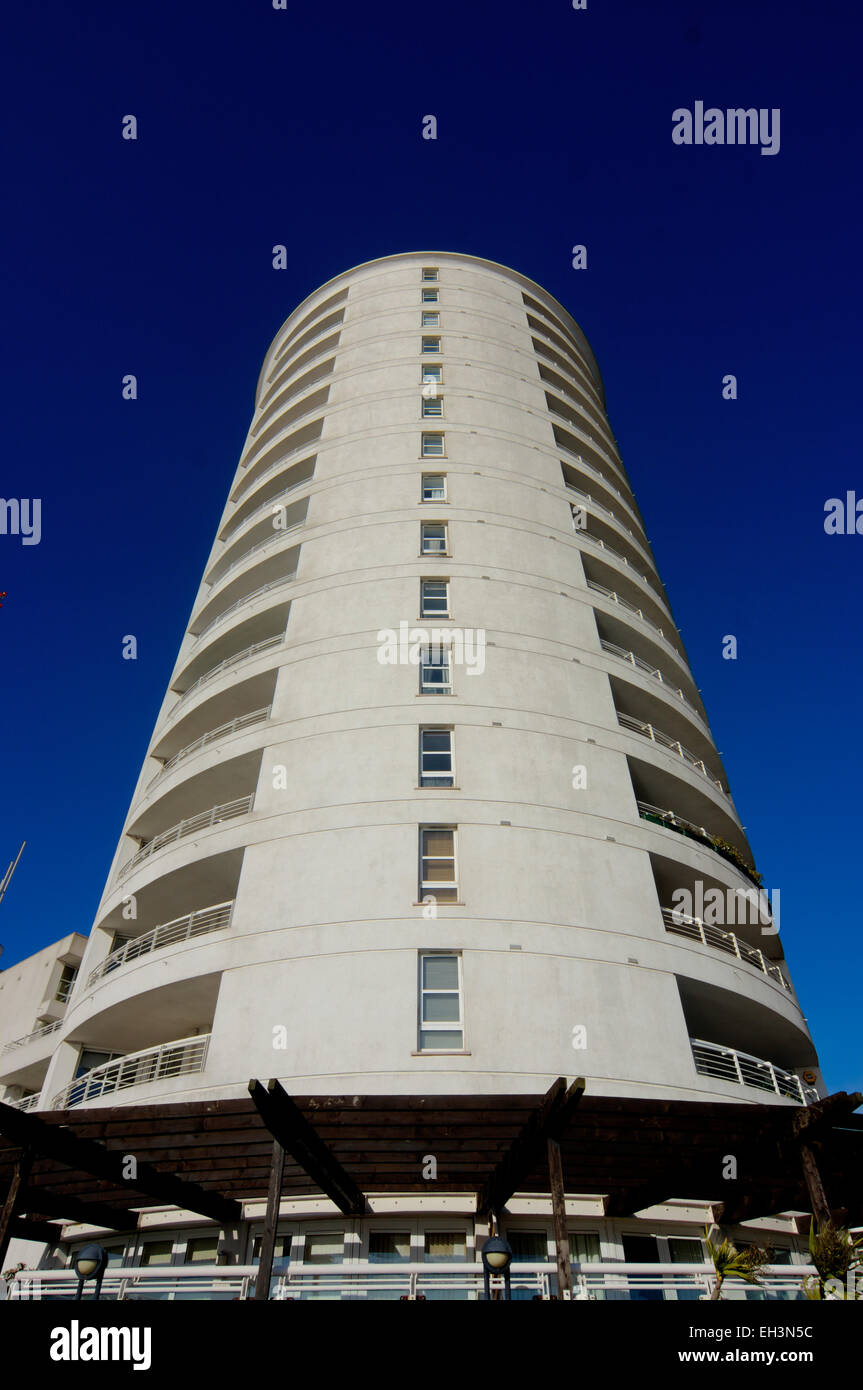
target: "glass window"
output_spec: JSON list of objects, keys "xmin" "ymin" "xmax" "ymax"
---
[
  {"xmin": 569, "ymin": 1232, "xmax": 602, "ymax": 1263},
  {"xmin": 421, "ymin": 288, "xmax": 439, "ymax": 302},
  {"xmin": 422, "ymin": 396, "xmax": 443, "ymax": 417},
  {"xmin": 421, "ymin": 336, "xmax": 441, "ymax": 354},
  {"xmin": 419, "ymin": 952, "xmax": 463, "ymax": 1049},
  {"xmin": 420, "ymin": 729, "xmax": 454, "ymax": 787},
  {"xmin": 185, "ymin": 1237, "xmax": 220, "ymax": 1264},
  {"xmin": 421, "ymin": 363, "xmax": 442, "ymax": 383},
  {"xmin": 421, "ymin": 434, "xmax": 445, "ymax": 458},
  {"xmin": 140, "ymin": 1240, "xmax": 174, "ymax": 1267},
  {"xmin": 304, "ymin": 1232, "xmax": 344, "ymax": 1264},
  {"xmin": 55, "ymin": 964, "xmax": 78, "ymax": 1002},
  {"xmin": 421, "ymin": 474, "xmax": 446, "ymax": 501},
  {"xmin": 668, "ymin": 1237, "xmax": 704, "ymax": 1264},
  {"xmin": 420, "ymin": 580, "xmax": 448, "ymax": 617},
  {"xmin": 421, "ymin": 521, "xmax": 447, "ymax": 552},
  {"xmin": 420, "ymin": 643, "xmax": 451, "ymax": 694},
  {"xmin": 421, "ymin": 311, "xmax": 440, "ymax": 328},
  {"xmin": 369, "ymin": 1232, "xmax": 411, "ymax": 1263},
  {"xmin": 424, "ymin": 1231, "xmax": 467, "ymax": 1261},
  {"xmin": 421, "ymin": 268, "xmax": 438, "ymax": 281}
]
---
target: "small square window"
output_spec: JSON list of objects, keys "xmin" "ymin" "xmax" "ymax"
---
[
  {"xmin": 420, "ymin": 579, "xmax": 449, "ymax": 617},
  {"xmin": 422, "ymin": 364, "xmax": 442, "ymax": 384},
  {"xmin": 418, "ymin": 948, "xmax": 462, "ymax": 1046},
  {"xmin": 369, "ymin": 1232, "xmax": 411, "ymax": 1263},
  {"xmin": 421, "ymin": 336, "xmax": 441, "ymax": 354},
  {"xmin": 420, "ymin": 643, "xmax": 451, "ymax": 694},
  {"xmin": 421, "ymin": 521, "xmax": 447, "ymax": 553},
  {"xmin": 422, "ymin": 396, "xmax": 443, "ymax": 417},
  {"xmin": 422, "ymin": 474, "xmax": 446, "ymax": 502},
  {"xmin": 422, "ymin": 268, "xmax": 439, "ymax": 282},
  {"xmin": 420, "ymin": 728, "xmax": 454, "ymax": 787},
  {"xmin": 421, "ymin": 288, "xmax": 439, "ymax": 303},
  {"xmin": 421, "ymin": 311, "xmax": 440, "ymax": 328},
  {"xmin": 421, "ymin": 433, "xmax": 445, "ymax": 458}
]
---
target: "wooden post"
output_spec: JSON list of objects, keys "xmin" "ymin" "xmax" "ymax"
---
[
  {"xmin": 254, "ymin": 1138, "xmax": 285, "ymax": 1301},
  {"xmin": 547, "ymin": 1137, "xmax": 573, "ymax": 1299},
  {"xmin": 0, "ymin": 1146, "xmax": 33, "ymax": 1271},
  {"xmin": 799, "ymin": 1143, "xmax": 832, "ymax": 1230}
]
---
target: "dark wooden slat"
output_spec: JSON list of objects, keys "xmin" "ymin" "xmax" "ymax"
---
[
  {"xmin": 0, "ymin": 1146, "xmax": 33, "ymax": 1269},
  {"xmin": 254, "ymin": 1139, "xmax": 285, "ymax": 1302},
  {"xmin": 548, "ymin": 1138, "xmax": 572, "ymax": 1299},
  {"xmin": 248, "ymin": 1080, "xmax": 366, "ymax": 1216}
]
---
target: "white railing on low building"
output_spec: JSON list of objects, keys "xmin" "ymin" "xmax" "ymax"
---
[
  {"xmin": 193, "ymin": 575, "xmax": 296, "ymax": 643},
  {"xmin": 149, "ymin": 708, "xmax": 271, "ymax": 787},
  {"xmin": 51, "ymin": 1033, "xmax": 211, "ymax": 1110},
  {"xmin": 171, "ymin": 635, "xmax": 282, "ymax": 714},
  {"xmin": 88, "ymin": 902, "xmax": 235, "ymax": 986},
  {"xmin": 118, "ymin": 796, "xmax": 253, "ymax": 880},
  {"xmin": 690, "ymin": 1038, "xmax": 817, "ymax": 1104},
  {"xmin": 1, "ymin": 1019, "xmax": 63, "ymax": 1056},
  {"xmin": 617, "ymin": 713, "xmax": 727, "ymax": 795},
  {"xmin": 662, "ymin": 909, "xmax": 789, "ymax": 989},
  {"xmin": 4, "ymin": 1093, "xmax": 41, "ymax": 1112}
]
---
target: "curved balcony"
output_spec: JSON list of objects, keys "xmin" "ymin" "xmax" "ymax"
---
[
  {"xmin": 587, "ymin": 580, "xmax": 682, "ymax": 664},
  {"xmin": 637, "ymin": 800, "xmax": 760, "ymax": 886},
  {"xmin": 220, "ymin": 466, "xmax": 314, "ymax": 542},
  {"xmin": 5, "ymin": 1093, "xmax": 40, "ymax": 1112},
  {"xmin": 576, "ymin": 531, "xmax": 661, "ymax": 605},
  {"xmin": 87, "ymin": 901, "xmax": 235, "ymax": 987},
  {"xmin": 663, "ymin": 909, "xmax": 789, "ymax": 990},
  {"xmin": 1, "ymin": 1019, "xmax": 62, "ymax": 1057},
  {"xmin": 118, "ymin": 796, "xmax": 254, "ymax": 881},
  {"xmin": 567, "ymin": 484, "xmax": 651, "ymax": 565},
  {"xmin": 690, "ymin": 1038, "xmax": 816, "ymax": 1104},
  {"xmin": 52, "ymin": 1034, "xmax": 210, "ymax": 1110},
  {"xmin": 170, "ymin": 635, "xmax": 283, "ymax": 716},
  {"xmin": 206, "ymin": 523, "xmax": 302, "ymax": 591},
  {"xmin": 617, "ymin": 713, "xmax": 727, "ymax": 796},
  {"xmin": 148, "ymin": 708, "xmax": 271, "ymax": 789},
  {"xmin": 193, "ymin": 576, "xmax": 296, "ymax": 644},
  {"xmin": 599, "ymin": 640, "xmax": 705, "ymax": 729}
]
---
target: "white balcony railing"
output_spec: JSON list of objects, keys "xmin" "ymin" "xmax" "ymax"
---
[
  {"xmin": 4, "ymin": 1093, "xmax": 41, "ymax": 1112},
  {"xmin": 617, "ymin": 713, "xmax": 727, "ymax": 795},
  {"xmin": 221, "ymin": 477, "xmax": 310, "ymax": 541},
  {"xmin": 171, "ymin": 635, "xmax": 283, "ymax": 714},
  {"xmin": 1, "ymin": 1019, "xmax": 63, "ymax": 1056},
  {"xmin": 662, "ymin": 909, "xmax": 789, "ymax": 990},
  {"xmin": 691, "ymin": 1038, "xmax": 817, "ymax": 1104},
  {"xmin": 8, "ymin": 1260, "xmax": 818, "ymax": 1302},
  {"xmin": 205, "ymin": 523, "xmax": 302, "ymax": 589},
  {"xmin": 587, "ymin": 579, "xmax": 677, "ymax": 653},
  {"xmin": 193, "ymin": 575, "xmax": 296, "ymax": 643},
  {"xmin": 51, "ymin": 1034, "xmax": 211, "ymax": 1110},
  {"xmin": 599, "ymin": 640, "xmax": 704, "ymax": 722},
  {"xmin": 148, "ymin": 708, "xmax": 271, "ymax": 788},
  {"xmin": 118, "ymin": 796, "xmax": 253, "ymax": 880},
  {"xmin": 88, "ymin": 902, "xmax": 235, "ymax": 986}
]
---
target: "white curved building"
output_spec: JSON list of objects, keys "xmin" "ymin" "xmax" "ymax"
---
[{"xmin": 0, "ymin": 252, "xmax": 826, "ymax": 1292}]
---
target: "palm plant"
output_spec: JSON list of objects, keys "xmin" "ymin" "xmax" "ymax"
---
[
  {"xmin": 804, "ymin": 1220, "xmax": 862, "ymax": 1300},
  {"xmin": 704, "ymin": 1227, "xmax": 771, "ymax": 1300}
]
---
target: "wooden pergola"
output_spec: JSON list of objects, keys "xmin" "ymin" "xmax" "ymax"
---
[{"xmin": 1, "ymin": 1082, "xmax": 860, "ymax": 1298}]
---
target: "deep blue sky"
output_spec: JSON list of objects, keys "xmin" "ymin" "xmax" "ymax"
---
[{"xmin": 1, "ymin": 0, "xmax": 860, "ymax": 1096}]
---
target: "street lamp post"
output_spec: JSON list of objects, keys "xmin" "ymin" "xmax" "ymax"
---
[
  {"xmin": 74, "ymin": 1244, "xmax": 108, "ymax": 1301},
  {"xmin": 481, "ymin": 1223, "xmax": 513, "ymax": 1301}
]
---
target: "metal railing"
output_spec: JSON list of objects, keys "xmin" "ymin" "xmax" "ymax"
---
[
  {"xmin": 118, "ymin": 796, "xmax": 253, "ymax": 879},
  {"xmin": 193, "ymin": 575, "xmax": 296, "ymax": 642},
  {"xmin": 637, "ymin": 801, "xmax": 760, "ymax": 886},
  {"xmin": 587, "ymin": 579, "xmax": 673, "ymax": 649},
  {"xmin": 51, "ymin": 1034, "xmax": 211, "ymax": 1110},
  {"xmin": 567, "ymin": 484, "xmax": 643, "ymax": 549},
  {"xmin": 206, "ymin": 523, "xmax": 302, "ymax": 589},
  {"xmin": 8, "ymin": 1260, "xmax": 818, "ymax": 1302},
  {"xmin": 221, "ymin": 478, "xmax": 311, "ymax": 541},
  {"xmin": 691, "ymin": 1038, "xmax": 817, "ymax": 1105},
  {"xmin": 149, "ymin": 707, "xmax": 271, "ymax": 787},
  {"xmin": 1, "ymin": 1019, "xmax": 63, "ymax": 1056},
  {"xmin": 662, "ymin": 909, "xmax": 790, "ymax": 990},
  {"xmin": 598, "ymin": 639, "xmax": 703, "ymax": 722},
  {"xmin": 617, "ymin": 713, "xmax": 727, "ymax": 795},
  {"xmin": 575, "ymin": 528, "xmax": 653, "ymax": 588},
  {"xmin": 4, "ymin": 1093, "xmax": 41, "ymax": 1112},
  {"xmin": 171, "ymin": 635, "xmax": 282, "ymax": 713},
  {"xmin": 87, "ymin": 902, "xmax": 235, "ymax": 986}
]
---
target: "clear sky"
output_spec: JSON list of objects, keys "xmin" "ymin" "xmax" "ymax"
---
[{"xmin": 1, "ymin": 0, "xmax": 860, "ymax": 1097}]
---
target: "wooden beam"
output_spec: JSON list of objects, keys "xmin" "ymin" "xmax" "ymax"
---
[
  {"xmin": 0, "ymin": 1147, "xmax": 33, "ymax": 1269},
  {"xmin": 791, "ymin": 1091, "xmax": 863, "ymax": 1141},
  {"xmin": 9, "ymin": 1216, "xmax": 61, "ymax": 1245},
  {"xmin": 18, "ymin": 1189, "xmax": 137, "ymax": 1231},
  {"xmin": 799, "ymin": 1144, "xmax": 832, "ymax": 1230},
  {"xmin": 547, "ymin": 1138, "xmax": 572, "ymax": 1298},
  {"xmin": 253, "ymin": 1139, "xmax": 285, "ymax": 1302},
  {"xmin": 0, "ymin": 1102, "xmax": 241, "ymax": 1224},
  {"xmin": 248, "ymin": 1080, "xmax": 367, "ymax": 1216},
  {"xmin": 477, "ymin": 1078, "xmax": 585, "ymax": 1215}
]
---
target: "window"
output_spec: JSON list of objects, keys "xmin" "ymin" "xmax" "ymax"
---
[
  {"xmin": 421, "ymin": 267, "xmax": 438, "ymax": 281},
  {"xmin": 421, "ymin": 288, "xmax": 439, "ymax": 303},
  {"xmin": 424, "ymin": 1231, "xmax": 467, "ymax": 1261},
  {"xmin": 55, "ymin": 963, "xmax": 78, "ymax": 1003},
  {"xmin": 422, "ymin": 473, "xmax": 446, "ymax": 502},
  {"xmin": 304, "ymin": 1232, "xmax": 344, "ymax": 1264},
  {"xmin": 420, "ymin": 643, "xmax": 451, "ymax": 693},
  {"xmin": 420, "ymin": 579, "xmax": 449, "ymax": 617},
  {"xmin": 421, "ymin": 311, "xmax": 440, "ymax": 328},
  {"xmin": 418, "ymin": 951, "xmax": 462, "ymax": 1047},
  {"xmin": 422, "ymin": 396, "xmax": 443, "ymax": 417},
  {"xmin": 420, "ymin": 728, "xmax": 454, "ymax": 787},
  {"xmin": 421, "ymin": 336, "xmax": 441, "ymax": 354},
  {"xmin": 185, "ymin": 1237, "xmax": 219, "ymax": 1264},
  {"xmin": 140, "ymin": 1240, "xmax": 175, "ymax": 1267},
  {"xmin": 419, "ymin": 829, "xmax": 458, "ymax": 904},
  {"xmin": 421, "ymin": 433, "xmax": 445, "ymax": 458},
  {"xmin": 369, "ymin": 1233, "xmax": 411, "ymax": 1263},
  {"xmin": 421, "ymin": 363, "xmax": 442, "ymax": 384},
  {"xmin": 421, "ymin": 521, "xmax": 447, "ymax": 552}
]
